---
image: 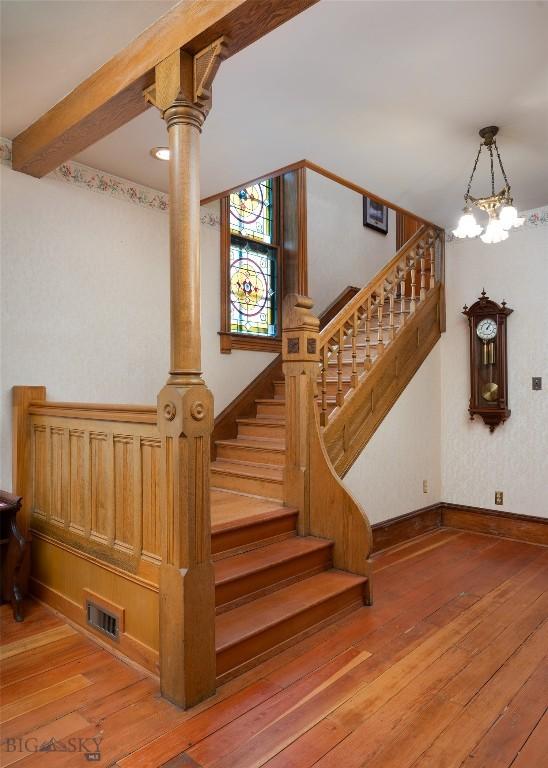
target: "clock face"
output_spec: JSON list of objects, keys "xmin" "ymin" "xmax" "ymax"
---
[{"xmin": 476, "ymin": 318, "xmax": 497, "ymax": 341}]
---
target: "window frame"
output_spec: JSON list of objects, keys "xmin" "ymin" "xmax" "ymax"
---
[{"xmin": 219, "ymin": 177, "xmax": 283, "ymax": 353}]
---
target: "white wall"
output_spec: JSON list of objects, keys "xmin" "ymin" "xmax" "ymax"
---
[
  {"xmin": 343, "ymin": 344, "xmax": 442, "ymax": 524},
  {"xmin": 441, "ymin": 224, "xmax": 548, "ymax": 518},
  {"xmin": 307, "ymin": 170, "xmax": 396, "ymax": 314},
  {"xmin": 0, "ymin": 165, "xmax": 275, "ymax": 489}
]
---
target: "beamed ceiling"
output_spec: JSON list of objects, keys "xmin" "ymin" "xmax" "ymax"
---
[{"xmin": 2, "ymin": 0, "xmax": 547, "ymax": 227}]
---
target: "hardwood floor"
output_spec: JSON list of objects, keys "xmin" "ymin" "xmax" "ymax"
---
[{"xmin": 1, "ymin": 529, "xmax": 547, "ymax": 767}]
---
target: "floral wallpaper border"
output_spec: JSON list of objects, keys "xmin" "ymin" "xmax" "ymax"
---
[
  {"xmin": 3, "ymin": 136, "xmax": 545, "ymax": 235},
  {"xmin": 0, "ymin": 136, "xmax": 221, "ymax": 227}
]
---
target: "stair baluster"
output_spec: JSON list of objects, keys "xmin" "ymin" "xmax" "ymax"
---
[
  {"xmin": 351, "ymin": 312, "xmax": 359, "ymax": 388},
  {"xmin": 364, "ymin": 297, "xmax": 372, "ymax": 371},
  {"xmin": 376, "ymin": 284, "xmax": 385, "ymax": 355},
  {"xmin": 409, "ymin": 250, "xmax": 417, "ymax": 313},
  {"xmin": 336, "ymin": 327, "xmax": 345, "ymax": 407}
]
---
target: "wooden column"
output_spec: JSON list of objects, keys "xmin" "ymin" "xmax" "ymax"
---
[
  {"xmin": 282, "ymin": 295, "xmax": 320, "ymax": 535},
  {"xmin": 148, "ymin": 42, "xmax": 226, "ymax": 709},
  {"xmin": 282, "ymin": 168, "xmax": 308, "ymax": 297},
  {"xmin": 12, "ymin": 386, "xmax": 46, "ymax": 536}
]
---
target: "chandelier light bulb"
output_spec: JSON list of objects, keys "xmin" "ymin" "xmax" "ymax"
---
[
  {"xmin": 452, "ymin": 208, "xmax": 483, "ymax": 239},
  {"xmin": 499, "ymin": 204, "xmax": 518, "ymax": 230},
  {"xmin": 480, "ymin": 216, "xmax": 509, "ymax": 245}
]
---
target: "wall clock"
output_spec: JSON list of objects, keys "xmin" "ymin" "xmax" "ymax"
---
[{"xmin": 463, "ymin": 291, "xmax": 513, "ymax": 432}]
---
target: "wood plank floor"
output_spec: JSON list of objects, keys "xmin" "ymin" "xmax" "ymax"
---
[{"xmin": 1, "ymin": 529, "xmax": 547, "ymax": 767}]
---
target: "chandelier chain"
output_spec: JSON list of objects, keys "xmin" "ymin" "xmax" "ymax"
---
[
  {"xmin": 493, "ymin": 139, "xmax": 510, "ymax": 192},
  {"xmin": 488, "ymin": 144, "xmax": 495, "ymax": 196},
  {"xmin": 464, "ymin": 145, "xmax": 483, "ymax": 203}
]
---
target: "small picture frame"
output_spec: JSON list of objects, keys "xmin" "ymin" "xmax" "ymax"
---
[{"xmin": 363, "ymin": 197, "xmax": 389, "ymax": 235}]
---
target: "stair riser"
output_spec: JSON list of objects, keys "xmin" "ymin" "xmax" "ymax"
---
[
  {"xmin": 273, "ymin": 382, "xmax": 285, "ymax": 398},
  {"xmin": 216, "ymin": 547, "xmax": 333, "ymax": 609},
  {"xmin": 216, "ymin": 443, "xmax": 286, "ymax": 466},
  {"xmin": 212, "ymin": 512, "xmax": 298, "ymax": 557},
  {"xmin": 216, "ymin": 581, "xmax": 366, "ymax": 676},
  {"xmin": 238, "ymin": 422, "xmax": 286, "ymax": 440},
  {"xmin": 256, "ymin": 402, "xmax": 286, "ymax": 417},
  {"xmin": 211, "ymin": 470, "xmax": 283, "ymax": 501}
]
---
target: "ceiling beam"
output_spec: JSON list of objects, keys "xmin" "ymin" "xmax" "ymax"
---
[{"xmin": 11, "ymin": 0, "xmax": 319, "ymax": 177}]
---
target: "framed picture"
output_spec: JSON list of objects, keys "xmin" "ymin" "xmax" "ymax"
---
[{"xmin": 363, "ymin": 197, "xmax": 389, "ymax": 235}]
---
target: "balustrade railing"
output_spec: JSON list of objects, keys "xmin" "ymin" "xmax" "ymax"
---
[{"xmin": 318, "ymin": 225, "xmax": 443, "ymax": 426}]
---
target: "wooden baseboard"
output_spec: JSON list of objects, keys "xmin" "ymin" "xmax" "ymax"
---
[
  {"xmin": 372, "ymin": 502, "xmax": 548, "ymax": 552},
  {"xmin": 371, "ymin": 504, "xmax": 442, "ymax": 553},
  {"xmin": 441, "ymin": 503, "xmax": 548, "ymax": 547}
]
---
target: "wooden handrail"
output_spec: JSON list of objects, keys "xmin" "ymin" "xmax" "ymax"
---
[
  {"xmin": 319, "ymin": 225, "xmax": 429, "ymax": 344},
  {"xmin": 201, "ymin": 160, "xmax": 441, "ymax": 230},
  {"xmin": 317, "ymin": 225, "xmax": 443, "ymax": 427}
]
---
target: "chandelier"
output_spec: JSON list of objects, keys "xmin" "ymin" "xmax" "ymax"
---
[{"xmin": 453, "ymin": 126, "xmax": 524, "ymax": 244}]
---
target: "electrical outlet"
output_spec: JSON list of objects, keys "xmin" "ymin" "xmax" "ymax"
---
[
  {"xmin": 532, "ymin": 377, "xmax": 542, "ymax": 390},
  {"xmin": 423, "ymin": 479, "xmax": 428, "ymax": 494},
  {"xmin": 495, "ymin": 491, "xmax": 503, "ymax": 505}
]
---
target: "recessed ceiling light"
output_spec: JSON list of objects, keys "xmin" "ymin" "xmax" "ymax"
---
[{"xmin": 150, "ymin": 147, "xmax": 170, "ymax": 161}]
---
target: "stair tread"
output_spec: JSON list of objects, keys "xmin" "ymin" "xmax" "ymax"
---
[
  {"xmin": 255, "ymin": 398, "xmax": 286, "ymax": 405},
  {"xmin": 211, "ymin": 505, "xmax": 297, "ymax": 535},
  {"xmin": 215, "ymin": 536, "xmax": 332, "ymax": 585},
  {"xmin": 216, "ymin": 570, "xmax": 366, "ymax": 652},
  {"xmin": 211, "ymin": 459, "xmax": 283, "ymax": 481},
  {"xmin": 237, "ymin": 417, "xmax": 286, "ymax": 426},
  {"xmin": 215, "ymin": 437, "xmax": 286, "ymax": 452}
]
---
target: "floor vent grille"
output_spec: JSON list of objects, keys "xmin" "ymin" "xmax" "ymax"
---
[{"xmin": 86, "ymin": 601, "xmax": 119, "ymax": 640}]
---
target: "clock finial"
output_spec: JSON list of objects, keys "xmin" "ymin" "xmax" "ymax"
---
[{"xmin": 481, "ymin": 288, "xmax": 486, "ymax": 297}]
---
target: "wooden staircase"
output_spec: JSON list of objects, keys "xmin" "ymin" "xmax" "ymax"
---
[
  {"xmin": 210, "ymin": 353, "xmax": 374, "ymax": 681},
  {"xmin": 209, "ymin": 224, "xmax": 443, "ymax": 684},
  {"xmin": 211, "ymin": 503, "xmax": 368, "ymax": 683}
]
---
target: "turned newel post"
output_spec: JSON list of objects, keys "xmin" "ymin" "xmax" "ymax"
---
[
  {"xmin": 282, "ymin": 294, "xmax": 320, "ymax": 535},
  {"xmin": 146, "ymin": 41, "xmax": 226, "ymax": 708}
]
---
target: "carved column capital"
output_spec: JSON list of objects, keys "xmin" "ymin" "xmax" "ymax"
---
[{"xmin": 163, "ymin": 99, "xmax": 206, "ymax": 132}]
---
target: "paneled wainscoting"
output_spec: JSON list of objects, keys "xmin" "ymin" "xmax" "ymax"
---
[{"xmin": 2, "ymin": 529, "xmax": 547, "ymax": 767}]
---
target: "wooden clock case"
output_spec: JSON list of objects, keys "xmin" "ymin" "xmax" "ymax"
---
[{"xmin": 463, "ymin": 291, "xmax": 513, "ymax": 432}]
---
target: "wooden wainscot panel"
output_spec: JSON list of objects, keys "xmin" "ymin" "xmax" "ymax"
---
[
  {"xmin": 324, "ymin": 285, "xmax": 441, "ymax": 476},
  {"xmin": 69, "ymin": 428, "xmax": 88, "ymax": 535},
  {"xmin": 140, "ymin": 437, "xmax": 162, "ymax": 561},
  {"xmin": 114, "ymin": 434, "xmax": 135, "ymax": 555},
  {"xmin": 90, "ymin": 430, "xmax": 111, "ymax": 544},
  {"xmin": 24, "ymin": 400, "xmax": 161, "ymax": 673}
]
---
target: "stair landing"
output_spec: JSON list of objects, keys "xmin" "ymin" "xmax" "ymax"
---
[{"xmin": 211, "ymin": 489, "xmax": 283, "ymax": 528}]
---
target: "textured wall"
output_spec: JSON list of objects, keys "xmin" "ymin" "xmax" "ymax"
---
[
  {"xmin": 441, "ymin": 224, "xmax": 548, "ymax": 518},
  {"xmin": 344, "ymin": 345, "xmax": 442, "ymax": 524},
  {"xmin": 307, "ymin": 170, "xmax": 396, "ymax": 314},
  {"xmin": 0, "ymin": 166, "xmax": 275, "ymax": 488}
]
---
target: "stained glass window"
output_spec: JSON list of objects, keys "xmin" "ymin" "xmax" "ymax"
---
[
  {"xmin": 229, "ymin": 240, "xmax": 277, "ymax": 336},
  {"xmin": 229, "ymin": 179, "xmax": 273, "ymax": 244},
  {"xmin": 227, "ymin": 178, "xmax": 278, "ymax": 338}
]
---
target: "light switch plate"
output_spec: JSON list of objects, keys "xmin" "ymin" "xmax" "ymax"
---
[{"xmin": 532, "ymin": 377, "xmax": 542, "ymax": 390}]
